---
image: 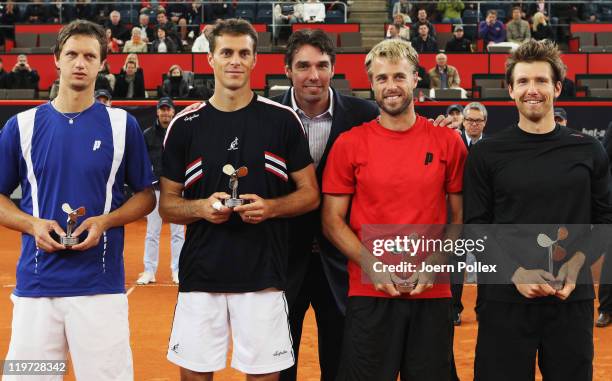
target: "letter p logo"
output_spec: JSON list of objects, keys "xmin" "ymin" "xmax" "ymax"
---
[{"xmin": 93, "ymin": 140, "xmax": 101, "ymax": 151}]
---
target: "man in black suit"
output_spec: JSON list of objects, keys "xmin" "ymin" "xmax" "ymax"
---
[
  {"xmin": 272, "ymin": 29, "xmax": 379, "ymax": 381},
  {"xmin": 461, "ymin": 102, "xmax": 487, "ymax": 149},
  {"xmin": 597, "ymin": 121, "xmax": 612, "ymax": 327},
  {"xmin": 450, "ymin": 102, "xmax": 488, "ymax": 323}
]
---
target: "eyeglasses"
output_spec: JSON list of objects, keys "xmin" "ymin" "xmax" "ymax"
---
[{"xmin": 464, "ymin": 118, "xmax": 485, "ymax": 124}]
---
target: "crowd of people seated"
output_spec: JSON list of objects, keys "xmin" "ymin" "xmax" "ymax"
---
[
  {"xmin": 389, "ymin": 0, "xmax": 610, "ymax": 50},
  {"xmin": 0, "ymin": 1, "xmax": 606, "ymax": 100}
]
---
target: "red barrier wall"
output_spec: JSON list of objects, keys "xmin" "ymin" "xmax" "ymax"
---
[
  {"xmin": 14, "ymin": 24, "xmax": 63, "ymax": 34},
  {"xmin": 588, "ymin": 54, "xmax": 612, "ymax": 74},
  {"xmin": 570, "ymin": 23, "xmax": 612, "ymax": 33}
]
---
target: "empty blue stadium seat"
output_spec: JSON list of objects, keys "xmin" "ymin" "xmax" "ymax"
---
[
  {"xmin": 326, "ymin": 10, "xmax": 345, "ymax": 24},
  {"xmin": 256, "ymin": 8, "xmax": 273, "ymax": 24}
]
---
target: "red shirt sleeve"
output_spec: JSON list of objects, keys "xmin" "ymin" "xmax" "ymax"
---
[
  {"xmin": 445, "ymin": 130, "xmax": 468, "ymax": 193},
  {"xmin": 322, "ymin": 131, "xmax": 357, "ymax": 195}
]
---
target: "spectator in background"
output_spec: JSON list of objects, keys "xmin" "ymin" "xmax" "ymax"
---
[
  {"xmin": 24, "ymin": 0, "xmax": 50, "ymax": 23},
  {"xmin": 95, "ymin": 88, "xmax": 112, "ymax": 107},
  {"xmin": 553, "ymin": 107, "xmax": 568, "ymax": 127},
  {"xmin": 437, "ymin": 0, "xmax": 464, "ymax": 24},
  {"xmin": 532, "ymin": 12, "xmax": 553, "ymax": 41},
  {"xmin": 123, "ymin": 28, "xmax": 148, "ymax": 53},
  {"xmin": 417, "ymin": 64, "xmax": 431, "ymax": 89},
  {"xmin": 411, "ymin": 24, "xmax": 438, "ymax": 53},
  {"xmin": 386, "ymin": 24, "xmax": 402, "ymax": 40},
  {"xmin": 0, "ymin": 58, "xmax": 7, "ymax": 88},
  {"xmin": 507, "ymin": 6, "xmax": 531, "ymax": 44},
  {"xmin": 302, "ymin": 0, "xmax": 326, "ymax": 23},
  {"xmin": 96, "ymin": 61, "xmax": 116, "ymax": 92},
  {"xmin": 167, "ymin": 0, "xmax": 189, "ymax": 24},
  {"xmin": 167, "ymin": 0, "xmax": 190, "ymax": 46},
  {"xmin": 105, "ymin": 10, "xmax": 130, "ymax": 46},
  {"xmin": 92, "ymin": 2, "xmax": 111, "ymax": 25},
  {"xmin": 6, "ymin": 55, "xmax": 39, "ymax": 91},
  {"xmin": 429, "ymin": 53, "xmax": 461, "ymax": 90},
  {"xmin": 393, "ymin": 0, "xmax": 412, "ymax": 21},
  {"xmin": 445, "ymin": 25, "xmax": 472, "ymax": 52},
  {"xmin": 105, "ymin": 28, "xmax": 120, "ymax": 53},
  {"xmin": 386, "ymin": 14, "xmax": 411, "ymax": 41},
  {"xmin": 192, "ymin": 26, "xmax": 210, "ymax": 53},
  {"xmin": 114, "ymin": 60, "xmax": 146, "ymax": 99},
  {"xmin": 273, "ymin": 1, "xmax": 299, "ymax": 43},
  {"xmin": 152, "ymin": 27, "xmax": 178, "ymax": 53},
  {"xmin": 138, "ymin": 97, "xmax": 184, "ymax": 286},
  {"xmin": 206, "ymin": 0, "xmax": 234, "ymax": 21},
  {"xmin": 136, "ymin": 13, "xmax": 156, "ymax": 43},
  {"xmin": 72, "ymin": 0, "xmax": 96, "ymax": 21},
  {"xmin": 157, "ymin": 11, "xmax": 182, "ymax": 50},
  {"xmin": 187, "ymin": 0, "xmax": 206, "ymax": 26},
  {"xmin": 411, "ymin": 9, "xmax": 436, "ymax": 38},
  {"xmin": 560, "ymin": 66, "xmax": 576, "ymax": 98},
  {"xmin": 161, "ymin": 64, "xmax": 191, "ymax": 99},
  {"xmin": 528, "ymin": 0, "xmax": 550, "ymax": 19},
  {"xmin": 479, "ymin": 10, "xmax": 506, "ymax": 47},
  {"xmin": 447, "ymin": 104, "xmax": 464, "ymax": 130},
  {"xmin": 0, "ymin": 1, "xmax": 19, "ymax": 42}
]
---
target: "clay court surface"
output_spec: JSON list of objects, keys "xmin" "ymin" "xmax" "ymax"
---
[{"xmin": 1, "ymin": 220, "xmax": 611, "ymax": 380}]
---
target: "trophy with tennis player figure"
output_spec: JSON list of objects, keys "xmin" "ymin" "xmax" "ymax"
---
[
  {"xmin": 222, "ymin": 164, "xmax": 249, "ymax": 208},
  {"xmin": 61, "ymin": 203, "xmax": 86, "ymax": 247},
  {"xmin": 536, "ymin": 226, "xmax": 568, "ymax": 290}
]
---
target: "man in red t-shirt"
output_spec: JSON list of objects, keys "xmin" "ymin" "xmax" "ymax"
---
[{"xmin": 321, "ymin": 39, "xmax": 467, "ymax": 381}]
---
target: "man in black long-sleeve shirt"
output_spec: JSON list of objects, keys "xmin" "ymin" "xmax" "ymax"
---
[
  {"xmin": 464, "ymin": 40, "xmax": 612, "ymax": 381},
  {"xmin": 411, "ymin": 24, "xmax": 438, "ymax": 54},
  {"xmin": 596, "ymin": 122, "xmax": 612, "ymax": 327}
]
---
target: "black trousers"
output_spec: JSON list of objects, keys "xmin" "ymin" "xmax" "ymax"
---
[
  {"xmin": 475, "ymin": 300, "xmax": 594, "ymax": 381},
  {"xmin": 598, "ymin": 250, "xmax": 612, "ymax": 313},
  {"xmin": 337, "ymin": 297, "xmax": 453, "ymax": 381},
  {"xmin": 279, "ymin": 254, "xmax": 345, "ymax": 381}
]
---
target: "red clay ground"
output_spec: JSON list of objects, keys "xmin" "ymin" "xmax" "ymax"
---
[{"xmin": 1, "ymin": 221, "xmax": 611, "ymax": 380}]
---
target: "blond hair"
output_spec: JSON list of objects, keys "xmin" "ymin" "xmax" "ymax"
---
[
  {"xmin": 532, "ymin": 12, "xmax": 547, "ymax": 32},
  {"xmin": 365, "ymin": 39, "xmax": 419, "ymax": 79}
]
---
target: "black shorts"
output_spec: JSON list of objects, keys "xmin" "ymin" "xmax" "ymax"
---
[
  {"xmin": 336, "ymin": 296, "xmax": 453, "ymax": 381},
  {"xmin": 475, "ymin": 300, "xmax": 594, "ymax": 381}
]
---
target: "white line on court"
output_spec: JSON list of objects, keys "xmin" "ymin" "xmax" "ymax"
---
[{"xmin": 126, "ymin": 286, "xmax": 136, "ymax": 296}]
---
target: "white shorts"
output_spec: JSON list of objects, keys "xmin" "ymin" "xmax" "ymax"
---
[
  {"xmin": 3, "ymin": 293, "xmax": 133, "ymax": 381},
  {"xmin": 167, "ymin": 290, "xmax": 294, "ymax": 374}
]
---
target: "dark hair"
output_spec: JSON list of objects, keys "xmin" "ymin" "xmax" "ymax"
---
[
  {"xmin": 505, "ymin": 39, "xmax": 565, "ymax": 87},
  {"xmin": 512, "ymin": 6, "xmax": 522, "ymax": 12},
  {"xmin": 285, "ymin": 29, "xmax": 336, "ymax": 67},
  {"xmin": 54, "ymin": 20, "xmax": 107, "ymax": 62},
  {"xmin": 208, "ymin": 18, "xmax": 258, "ymax": 54}
]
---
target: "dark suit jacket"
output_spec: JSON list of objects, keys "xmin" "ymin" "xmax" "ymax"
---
[
  {"xmin": 604, "ymin": 122, "xmax": 612, "ymax": 171},
  {"xmin": 461, "ymin": 131, "xmax": 484, "ymax": 150},
  {"xmin": 272, "ymin": 88, "xmax": 379, "ymax": 314}
]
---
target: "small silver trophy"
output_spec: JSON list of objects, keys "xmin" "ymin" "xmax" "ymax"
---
[
  {"xmin": 61, "ymin": 203, "xmax": 86, "ymax": 247},
  {"xmin": 536, "ymin": 226, "xmax": 568, "ymax": 290},
  {"xmin": 222, "ymin": 164, "xmax": 249, "ymax": 208},
  {"xmin": 389, "ymin": 233, "xmax": 418, "ymax": 293}
]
